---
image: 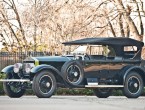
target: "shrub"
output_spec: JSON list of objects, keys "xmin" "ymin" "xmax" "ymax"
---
[
  {"xmin": 0, "ymin": 83, "xmax": 4, "ymax": 95},
  {"xmin": 55, "ymin": 89, "xmax": 94, "ymax": 95}
]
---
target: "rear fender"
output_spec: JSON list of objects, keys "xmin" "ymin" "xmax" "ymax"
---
[
  {"xmin": 118, "ymin": 66, "xmax": 145, "ymax": 85},
  {"xmin": 123, "ymin": 66, "xmax": 145, "ymax": 85}
]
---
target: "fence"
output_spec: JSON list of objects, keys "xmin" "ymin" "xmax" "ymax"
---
[{"xmin": 0, "ymin": 51, "xmax": 53, "ymax": 71}]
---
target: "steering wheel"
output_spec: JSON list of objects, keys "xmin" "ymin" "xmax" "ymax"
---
[{"xmin": 84, "ymin": 54, "xmax": 91, "ymax": 60}]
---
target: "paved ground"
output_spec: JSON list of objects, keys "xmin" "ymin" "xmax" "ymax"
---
[{"xmin": 0, "ymin": 96, "xmax": 145, "ymax": 110}]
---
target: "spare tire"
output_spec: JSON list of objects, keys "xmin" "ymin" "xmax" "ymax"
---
[{"xmin": 61, "ymin": 60, "xmax": 84, "ymax": 86}]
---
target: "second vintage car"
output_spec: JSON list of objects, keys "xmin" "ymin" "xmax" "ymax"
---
[{"xmin": 0, "ymin": 37, "xmax": 145, "ymax": 98}]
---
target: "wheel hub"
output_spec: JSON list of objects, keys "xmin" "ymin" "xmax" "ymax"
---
[
  {"xmin": 67, "ymin": 64, "xmax": 81, "ymax": 84},
  {"xmin": 73, "ymin": 72, "xmax": 78, "ymax": 77},
  {"xmin": 127, "ymin": 76, "xmax": 140, "ymax": 94},
  {"xmin": 46, "ymin": 82, "xmax": 50, "ymax": 87},
  {"xmin": 134, "ymin": 83, "xmax": 138, "ymax": 88},
  {"xmin": 39, "ymin": 75, "xmax": 53, "ymax": 94}
]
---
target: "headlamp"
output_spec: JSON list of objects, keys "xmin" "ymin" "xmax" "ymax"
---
[
  {"xmin": 25, "ymin": 63, "xmax": 35, "ymax": 73},
  {"xmin": 13, "ymin": 63, "xmax": 22, "ymax": 73}
]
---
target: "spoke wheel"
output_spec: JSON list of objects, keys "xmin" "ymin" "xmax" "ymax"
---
[
  {"xmin": 3, "ymin": 74, "xmax": 25, "ymax": 98},
  {"xmin": 61, "ymin": 61, "xmax": 84, "ymax": 86},
  {"xmin": 32, "ymin": 70, "xmax": 56, "ymax": 98},
  {"xmin": 39, "ymin": 75, "xmax": 53, "ymax": 94},
  {"xmin": 127, "ymin": 76, "xmax": 140, "ymax": 94},
  {"xmin": 123, "ymin": 71, "xmax": 144, "ymax": 98},
  {"xmin": 67, "ymin": 65, "xmax": 81, "ymax": 84}
]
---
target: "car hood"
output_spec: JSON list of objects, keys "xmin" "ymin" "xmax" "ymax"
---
[{"xmin": 23, "ymin": 56, "xmax": 70, "ymax": 63}]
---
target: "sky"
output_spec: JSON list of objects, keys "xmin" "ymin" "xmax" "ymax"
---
[{"xmin": 0, "ymin": 44, "xmax": 3, "ymax": 50}]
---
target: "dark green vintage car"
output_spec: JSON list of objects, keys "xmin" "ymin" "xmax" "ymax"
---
[{"xmin": 0, "ymin": 37, "xmax": 145, "ymax": 98}]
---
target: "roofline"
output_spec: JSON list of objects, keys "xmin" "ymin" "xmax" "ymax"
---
[{"xmin": 63, "ymin": 37, "xmax": 144, "ymax": 48}]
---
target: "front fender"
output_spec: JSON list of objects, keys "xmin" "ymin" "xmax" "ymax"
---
[
  {"xmin": 1, "ymin": 65, "xmax": 14, "ymax": 74},
  {"xmin": 31, "ymin": 64, "xmax": 62, "ymax": 77},
  {"xmin": 31, "ymin": 65, "xmax": 73, "ymax": 88}
]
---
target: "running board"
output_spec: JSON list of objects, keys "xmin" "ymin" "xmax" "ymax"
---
[
  {"xmin": 85, "ymin": 85, "xmax": 124, "ymax": 88},
  {"xmin": 0, "ymin": 79, "xmax": 30, "ymax": 82}
]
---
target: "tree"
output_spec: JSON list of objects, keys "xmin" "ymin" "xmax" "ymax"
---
[
  {"xmin": 0, "ymin": 0, "xmax": 28, "ymax": 51},
  {"xmin": 22, "ymin": 0, "xmax": 110, "ymax": 53},
  {"xmin": 0, "ymin": 0, "xmax": 144, "ymax": 53},
  {"xmin": 113, "ymin": 0, "xmax": 144, "ymax": 41}
]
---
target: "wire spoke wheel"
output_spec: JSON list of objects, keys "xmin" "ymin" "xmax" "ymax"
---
[
  {"xmin": 39, "ymin": 75, "xmax": 53, "ymax": 94},
  {"xmin": 61, "ymin": 61, "xmax": 84, "ymax": 86},
  {"xmin": 123, "ymin": 71, "xmax": 144, "ymax": 98},
  {"xmin": 127, "ymin": 76, "xmax": 140, "ymax": 94},
  {"xmin": 32, "ymin": 70, "xmax": 56, "ymax": 98},
  {"xmin": 67, "ymin": 65, "xmax": 81, "ymax": 84},
  {"xmin": 3, "ymin": 74, "xmax": 25, "ymax": 98},
  {"xmin": 8, "ymin": 82, "xmax": 22, "ymax": 93}
]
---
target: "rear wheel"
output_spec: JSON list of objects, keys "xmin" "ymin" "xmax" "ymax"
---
[
  {"xmin": 123, "ymin": 71, "xmax": 144, "ymax": 98},
  {"xmin": 93, "ymin": 88, "xmax": 112, "ymax": 98},
  {"xmin": 32, "ymin": 70, "xmax": 56, "ymax": 98},
  {"xmin": 3, "ymin": 73, "xmax": 25, "ymax": 98}
]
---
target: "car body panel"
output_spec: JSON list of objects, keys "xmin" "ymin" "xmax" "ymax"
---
[
  {"xmin": 31, "ymin": 64, "xmax": 62, "ymax": 77},
  {"xmin": 1, "ymin": 65, "xmax": 14, "ymax": 74}
]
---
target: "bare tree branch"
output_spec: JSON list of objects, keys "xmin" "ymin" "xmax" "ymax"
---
[{"xmin": 133, "ymin": 0, "xmax": 144, "ymax": 36}]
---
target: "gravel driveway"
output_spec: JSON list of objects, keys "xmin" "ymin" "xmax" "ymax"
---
[{"xmin": 0, "ymin": 96, "xmax": 145, "ymax": 110}]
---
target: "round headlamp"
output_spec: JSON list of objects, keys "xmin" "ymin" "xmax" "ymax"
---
[
  {"xmin": 13, "ymin": 63, "xmax": 22, "ymax": 73},
  {"xmin": 25, "ymin": 63, "xmax": 35, "ymax": 73}
]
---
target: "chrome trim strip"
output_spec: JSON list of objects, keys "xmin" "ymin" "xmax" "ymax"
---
[
  {"xmin": 85, "ymin": 85, "xmax": 124, "ymax": 88},
  {"xmin": 0, "ymin": 79, "xmax": 30, "ymax": 82}
]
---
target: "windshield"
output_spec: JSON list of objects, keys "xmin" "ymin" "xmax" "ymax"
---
[
  {"xmin": 71, "ymin": 46, "xmax": 88, "ymax": 54},
  {"xmin": 64, "ymin": 45, "xmax": 116, "ymax": 57}
]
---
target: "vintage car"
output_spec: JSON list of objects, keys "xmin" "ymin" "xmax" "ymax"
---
[{"xmin": 0, "ymin": 37, "xmax": 145, "ymax": 98}]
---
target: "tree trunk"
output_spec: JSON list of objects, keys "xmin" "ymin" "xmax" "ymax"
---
[
  {"xmin": 11, "ymin": 0, "xmax": 28, "ymax": 48},
  {"xmin": 134, "ymin": 0, "xmax": 144, "ymax": 36},
  {"xmin": 114, "ymin": 0, "xmax": 143, "ymax": 41},
  {"xmin": 0, "ymin": 11, "xmax": 21, "ymax": 46},
  {"xmin": 118, "ymin": 13, "xmax": 125, "ymax": 37},
  {"xmin": 126, "ymin": 25, "xmax": 130, "ymax": 38},
  {"xmin": 107, "ymin": 17, "xmax": 116, "ymax": 37}
]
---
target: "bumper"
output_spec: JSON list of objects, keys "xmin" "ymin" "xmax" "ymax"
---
[{"xmin": 0, "ymin": 79, "xmax": 30, "ymax": 82}]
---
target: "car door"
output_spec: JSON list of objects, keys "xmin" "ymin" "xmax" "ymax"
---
[{"xmin": 84, "ymin": 45, "xmax": 109, "ymax": 78}]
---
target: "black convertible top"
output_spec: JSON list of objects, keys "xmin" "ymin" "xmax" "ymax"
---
[{"xmin": 63, "ymin": 37, "xmax": 144, "ymax": 48}]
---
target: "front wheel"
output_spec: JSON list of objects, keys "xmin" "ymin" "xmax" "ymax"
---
[
  {"xmin": 32, "ymin": 70, "xmax": 57, "ymax": 98},
  {"xmin": 3, "ymin": 73, "xmax": 25, "ymax": 98},
  {"xmin": 93, "ymin": 88, "xmax": 112, "ymax": 98},
  {"xmin": 123, "ymin": 71, "xmax": 144, "ymax": 98}
]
